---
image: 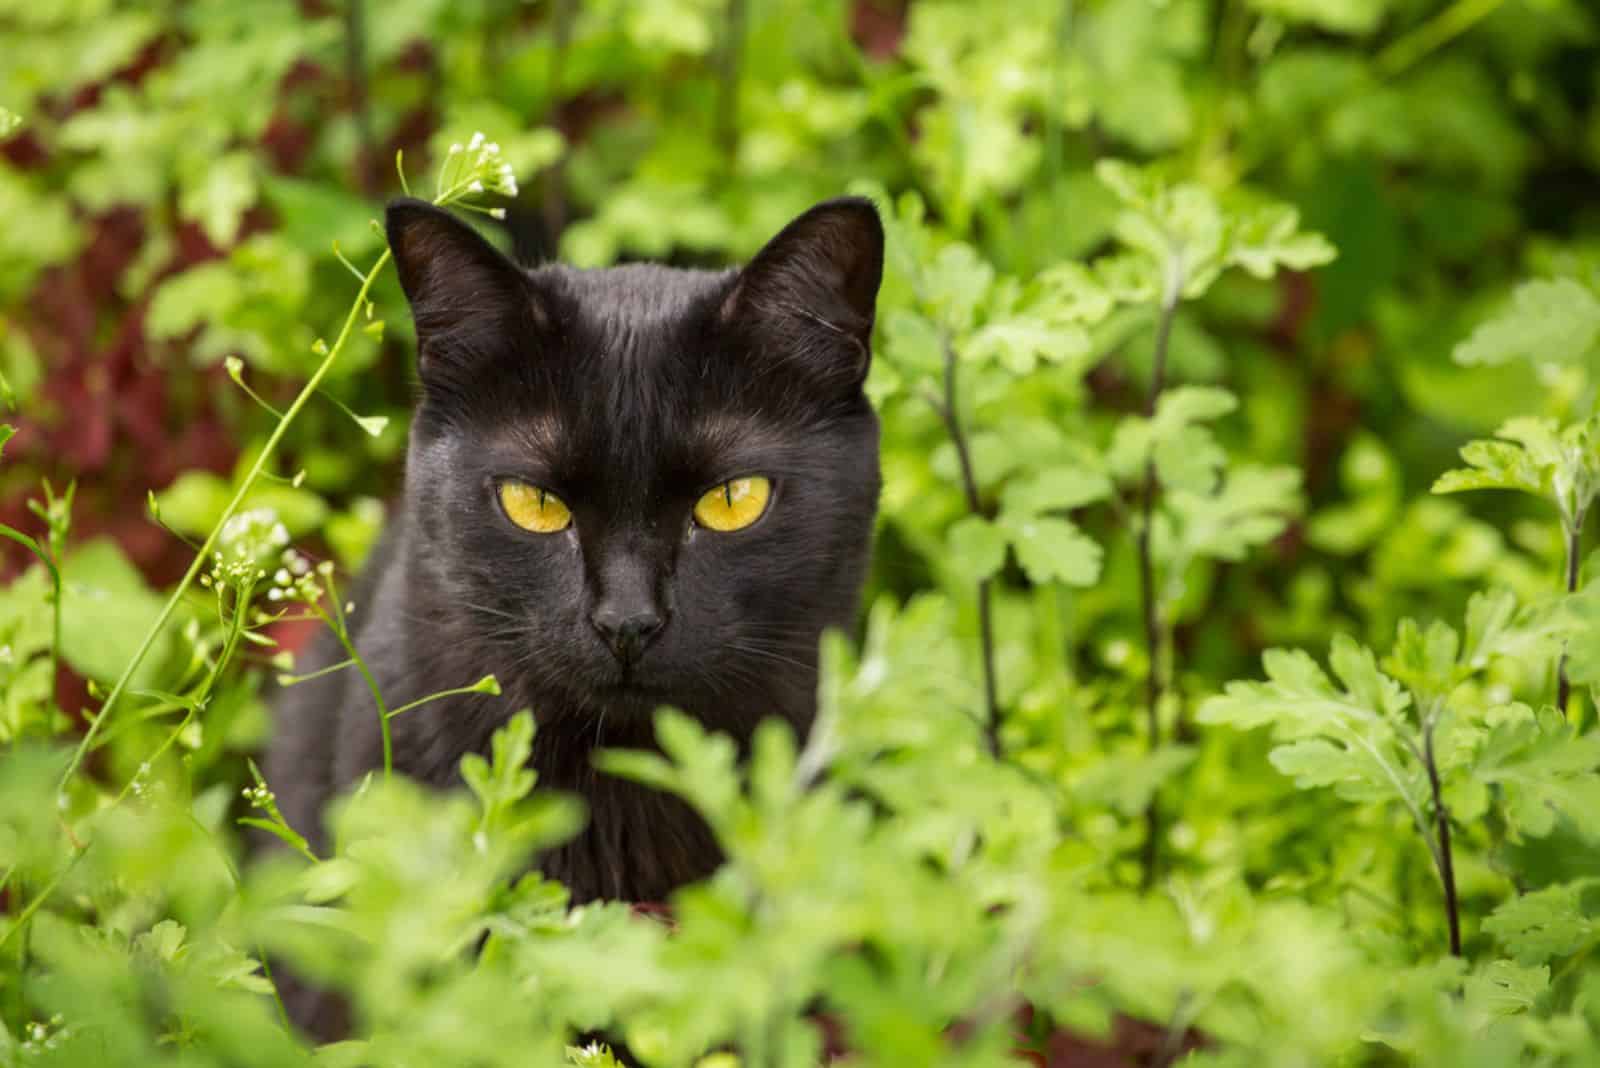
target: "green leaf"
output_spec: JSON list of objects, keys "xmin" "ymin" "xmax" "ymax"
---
[
  {"xmin": 965, "ymin": 318, "xmax": 1091, "ymax": 375},
  {"xmin": 1226, "ymin": 203, "xmax": 1338, "ymax": 278},
  {"xmin": 1166, "ymin": 464, "xmax": 1302, "ymax": 564},
  {"xmin": 999, "ymin": 467, "xmax": 1112, "ymax": 518},
  {"xmin": 1003, "ymin": 515, "xmax": 1103, "ymax": 587},
  {"xmin": 1455, "ymin": 278, "xmax": 1600, "ymax": 369},
  {"xmin": 462, "ymin": 710, "xmax": 537, "ymax": 831},
  {"xmin": 60, "ymin": 538, "xmax": 182, "ymax": 689},
  {"xmin": 154, "ymin": 469, "xmax": 328, "ymax": 540},
  {"xmin": 1464, "ymin": 960, "xmax": 1548, "ymax": 1023},
  {"xmin": 1473, "ymin": 706, "xmax": 1600, "ymax": 838},
  {"xmin": 1433, "ymin": 414, "xmax": 1600, "ymax": 531},
  {"xmin": 1108, "ymin": 385, "xmax": 1238, "ymax": 491},
  {"xmin": 945, "ymin": 515, "xmax": 1008, "ymax": 584},
  {"xmin": 1070, "ymin": 745, "xmax": 1195, "ymax": 816},
  {"xmin": 1199, "ymin": 638, "xmax": 1423, "ymax": 809},
  {"xmin": 179, "ymin": 151, "xmax": 258, "ymax": 248},
  {"xmin": 1482, "ymin": 881, "xmax": 1596, "ymax": 965}
]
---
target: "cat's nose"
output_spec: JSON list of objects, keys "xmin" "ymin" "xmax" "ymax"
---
[{"xmin": 591, "ymin": 606, "xmax": 664, "ymax": 664}]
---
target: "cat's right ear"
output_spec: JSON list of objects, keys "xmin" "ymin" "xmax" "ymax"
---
[{"xmin": 385, "ymin": 198, "xmax": 543, "ymax": 380}]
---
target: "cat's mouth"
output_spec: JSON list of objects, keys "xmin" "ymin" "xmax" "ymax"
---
[{"xmin": 600, "ymin": 675, "xmax": 675, "ymax": 710}]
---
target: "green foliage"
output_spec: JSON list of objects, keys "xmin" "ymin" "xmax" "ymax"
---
[{"xmin": 5, "ymin": 0, "xmax": 1600, "ymax": 1064}]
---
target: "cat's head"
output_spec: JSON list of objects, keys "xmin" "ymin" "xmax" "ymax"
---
[{"xmin": 386, "ymin": 197, "xmax": 883, "ymax": 733}]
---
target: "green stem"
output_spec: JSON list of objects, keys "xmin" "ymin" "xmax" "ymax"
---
[
  {"xmin": 58, "ymin": 247, "xmax": 394, "ymax": 794},
  {"xmin": 0, "ymin": 848, "xmax": 85, "ymax": 954},
  {"xmin": 278, "ymin": 656, "xmax": 357, "ymax": 686},
  {"xmin": 387, "ymin": 680, "xmax": 493, "ymax": 720},
  {"xmin": 1422, "ymin": 718, "xmax": 1462, "ymax": 957},
  {"xmin": 1557, "ymin": 507, "xmax": 1584, "ymax": 718},
  {"xmin": 314, "ymin": 603, "xmax": 393, "ymax": 776},
  {"xmin": 1138, "ymin": 249, "xmax": 1185, "ymax": 891},
  {"xmin": 935, "ymin": 332, "xmax": 1001, "ymax": 756},
  {"xmin": 109, "ymin": 584, "xmax": 252, "ymax": 808},
  {"xmin": 1376, "ymin": 0, "xmax": 1506, "ymax": 79}
]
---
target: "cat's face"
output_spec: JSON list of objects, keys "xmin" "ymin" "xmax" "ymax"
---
[{"xmin": 386, "ymin": 198, "xmax": 883, "ymax": 732}]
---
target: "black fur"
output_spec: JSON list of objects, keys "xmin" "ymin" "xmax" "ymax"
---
[{"xmin": 266, "ymin": 197, "xmax": 884, "ymax": 908}]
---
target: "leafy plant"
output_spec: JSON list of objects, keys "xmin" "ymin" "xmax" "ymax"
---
[{"xmin": 4, "ymin": 0, "xmax": 1600, "ymax": 1064}]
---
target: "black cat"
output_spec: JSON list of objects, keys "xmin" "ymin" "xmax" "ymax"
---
[{"xmin": 266, "ymin": 196, "xmax": 884, "ymax": 912}]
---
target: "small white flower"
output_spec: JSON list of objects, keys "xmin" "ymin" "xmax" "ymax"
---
[
  {"xmin": 468, "ymin": 131, "xmax": 485, "ymax": 150},
  {"xmin": 448, "ymin": 142, "xmax": 463, "ymax": 154},
  {"xmin": 469, "ymin": 179, "xmax": 484, "ymax": 193},
  {"xmin": 489, "ymin": 207, "xmax": 506, "ymax": 220}
]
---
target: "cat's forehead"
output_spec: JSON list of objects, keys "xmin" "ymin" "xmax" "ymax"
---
[{"xmin": 536, "ymin": 262, "xmax": 732, "ymax": 345}]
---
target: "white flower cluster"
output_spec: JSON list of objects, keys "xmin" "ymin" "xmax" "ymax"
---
[
  {"xmin": 264, "ymin": 547, "xmax": 330, "ymax": 605},
  {"xmin": 440, "ymin": 131, "xmax": 519, "ymax": 218},
  {"xmin": 241, "ymin": 781, "xmax": 275, "ymax": 809},
  {"xmin": 129, "ymin": 760, "xmax": 152, "ymax": 799},
  {"xmin": 201, "ymin": 508, "xmax": 290, "ymax": 590},
  {"xmin": 21, "ymin": 1015, "xmax": 65, "ymax": 1055}
]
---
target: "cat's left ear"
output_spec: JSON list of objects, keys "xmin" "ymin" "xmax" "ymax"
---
[
  {"xmin": 721, "ymin": 197, "xmax": 884, "ymax": 386},
  {"xmin": 386, "ymin": 197, "xmax": 543, "ymax": 385}
]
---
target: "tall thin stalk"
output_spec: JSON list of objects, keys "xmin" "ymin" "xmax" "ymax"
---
[
  {"xmin": 59, "ymin": 247, "xmax": 394, "ymax": 792},
  {"xmin": 717, "ymin": 0, "xmax": 749, "ymax": 162},
  {"xmin": 934, "ymin": 333, "xmax": 1001, "ymax": 756},
  {"xmin": 1556, "ymin": 507, "xmax": 1584, "ymax": 716},
  {"xmin": 1421, "ymin": 716, "xmax": 1462, "ymax": 957},
  {"xmin": 540, "ymin": 0, "xmax": 576, "ymax": 243},
  {"xmin": 343, "ymin": 0, "xmax": 376, "ymax": 193},
  {"xmin": 1138, "ymin": 251, "xmax": 1185, "ymax": 890}
]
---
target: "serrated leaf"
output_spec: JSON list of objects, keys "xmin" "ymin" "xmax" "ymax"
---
[
  {"xmin": 1455, "ymin": 278, "xmax": 1600, "ymax": 369},
  {"xmin": 1432, "ymin": 417, "xmax": 1577, "ymax": 514},
  {"xmin": 946, "ymin": 515, "xmax": 1008, "ymax": 584},
  {"xmin": 1227, "ymin": 203, "xmax": 1337, "ymax": 278},
  {"xmin": 999, "ymin": 467, "xmax": 1112, "ymax": 517},
  {"xmin": 1166, "ymin": 464, "xmax": 1302, "ymax": 564},
  {"xmin": 1004, "ymin": 515, "xmax": 1103, "ymax": 587},
  {"xmin": 1482, "ymin": 881, "xmax": 1596, "ymax": 965},
  {"xmin": 1199, "ymin": 639, "xmax": 1425, "ymax": 812},
  {"xmin": 1464, "ymin": 960, "xmax": 1548, "ymax": 1022},
  {"xmin": 965, "ymin": 318, "xmax": 1091, "ymax": 375},
  {"xmin": 462, "ymin": 710, "xmax": 537, "ymax": 832},
  {"xmin": 1473, "ymin": 707, "xmax": 1600, "ymax": 838}
]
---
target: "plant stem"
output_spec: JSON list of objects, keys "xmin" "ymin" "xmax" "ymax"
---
[
  {"xmin": 1422, "ymin": 719, "xmax": 1462, "ymax": 957},
  {"xmin": 936, "ymin": 333, "xmax": 1001, "ymax": 755},
  {"xmin": 1138, "ymin": 251, "xmax": 1185, "ymax": 891},
  {"xmin": 343, "ymin": 0, "xmax": 376, "ymax": 193},
  {"xmin": 314, "ymin": 588, "xmax": 393, "ymax": 776},
  {"xmin": 540, "ymin": 0, "xmax": 575, "ymax": 244},
  {"xmin": 1557, "ymin": 507, "xmax": 1584, "ymax": 717},
  {"xmin": 717, "ymin": 0, "xmax": 749, "ymax": 162},
  {"xmin": 1375, "ymin": 0, "xmax": 1507, "ymax": 79},
  {"xmin": 59, "ymin": 248, "xmax": 394, "ymax": 793}
]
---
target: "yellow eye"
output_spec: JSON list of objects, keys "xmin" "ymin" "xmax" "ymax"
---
[
  {"xmin": 499, "ymin": 480, "xmax": 572, "ymax": 533},
  {"xmin": 693, "ymin": 476, "xmax": 772, "ymax": 532}
]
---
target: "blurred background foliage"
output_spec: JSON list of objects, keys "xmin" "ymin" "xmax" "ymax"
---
[{"xmin": 4, "ymin": 0, "xmax": 1600, "ymax": 1064}]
